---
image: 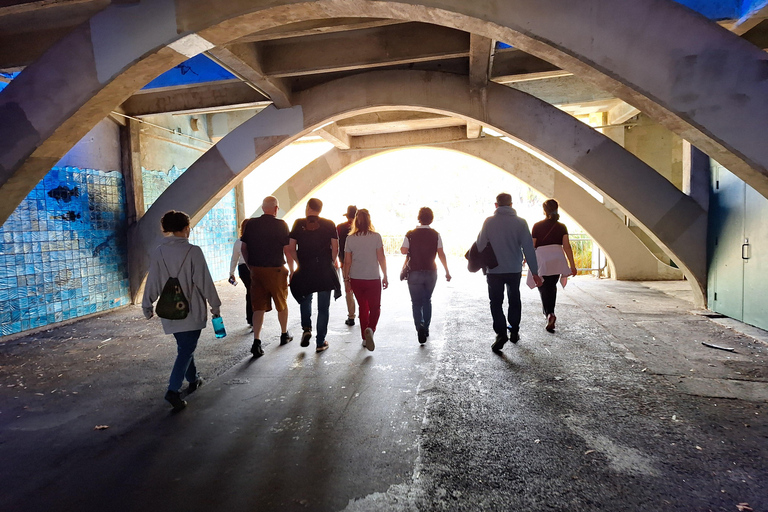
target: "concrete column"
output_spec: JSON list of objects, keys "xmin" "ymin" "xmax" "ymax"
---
[
  {"xmin": 121, "ymin": 118, "xmax": 145, "ymax": 226},
  {"xmin": 683, "ymin": 141, "xmax": 711, "ymax": 212}
]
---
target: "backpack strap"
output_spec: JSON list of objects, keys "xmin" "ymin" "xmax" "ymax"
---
[{"xmin": 159, "ymin": 246, "xmax": 193, "ymax": 278}]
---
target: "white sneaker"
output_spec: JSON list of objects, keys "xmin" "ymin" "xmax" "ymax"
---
[{"xmin": 364, "ymin": 328, "xmax": 375, "ymax": 351}]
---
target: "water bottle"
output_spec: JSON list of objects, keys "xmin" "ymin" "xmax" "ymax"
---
[{"xmin": 212, "ymin": 315, "xmax": 227, "ymax": 338}]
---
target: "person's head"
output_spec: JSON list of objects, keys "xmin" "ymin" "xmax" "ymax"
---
[
  {"xmin": 239, "ymin": 218, "xmax": 251, "ymax": 237},
  {"xmin": 495, "ymin": 193, "xmax": 513, "ymax": 208},
  {"xmin": 349, "ymin": 208, "xmax": 374, "ymax": 236},
  {"xmin": 543, "ymin": 198, "xmax": 560, "ymax": 221},
  {"xmin": 306, "ymin": 197, "xmax": 323, "ymax": 216},
  {"xmin": 344, "ymin": 205, "xmax": 357, "ymax": 220},
  {"xmin": 161, "ymin": 210, "xmax": 190, "ymax": 236},
  {"xmin": 418, "ymin": 207, "xmax": 434, "ymax": 226},
  {"xmin": 262, "ymin": 196, "xmax": 279, "ymax": 216}
]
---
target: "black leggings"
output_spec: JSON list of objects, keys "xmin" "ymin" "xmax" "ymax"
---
[{"xmin": 537, "ymin": 275, "xmax": 561, "ymax": 316}]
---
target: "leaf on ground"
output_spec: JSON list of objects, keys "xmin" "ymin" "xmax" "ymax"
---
[{"xmin": 94, "ymin": 425, "xmax": 109, "ymax": 430}]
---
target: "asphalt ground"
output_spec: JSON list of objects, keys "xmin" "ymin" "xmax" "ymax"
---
[{"xmin": 0, "ymin": 257, "xmax": 766, "ymax": 512}]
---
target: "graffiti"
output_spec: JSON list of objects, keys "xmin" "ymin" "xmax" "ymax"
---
[{"xmin": 52, "ymin": 211, "xmax": 81, "ymax": 221}]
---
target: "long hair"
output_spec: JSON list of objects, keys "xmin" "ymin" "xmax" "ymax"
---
[
  {"xmin": 543, "ymin": 199, "xmax": 560, "ymax": 222},
  {"xmin": 349, "ymin": 208, "xmax": 374, "ymax": 236},
  {"xmin": 239, "ymin": 218, "xmax": 250, "ymax": 237}
]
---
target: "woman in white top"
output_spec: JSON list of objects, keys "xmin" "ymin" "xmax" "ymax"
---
[
  {"xmin": 229, "ymin": 218, "xmax": 252, "ymax": 326},
  {"xmin": 342, "ymin": 209, "xmax": 388, "ymax": 351}
]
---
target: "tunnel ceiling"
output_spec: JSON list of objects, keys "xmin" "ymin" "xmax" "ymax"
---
[{"xmin": 1, "ymin": 0, "xmax": 767, "ymax": 146}]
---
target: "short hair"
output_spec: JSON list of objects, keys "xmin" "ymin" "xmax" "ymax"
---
[
  {"xmin": 418, "ymin": 207, "xmax": 434, "ymax": 225},
  {"xmin": 496, "ymin": 193, "xmax": 512, "ymax": 206},
  {"xmin": 307, "ymin": 197, "xmax": 323, "ymax": 213},
  {"xmin": 161, "ymin": 210, "xmax": 190, "ymax": 233},
  {"xmin": 262, "ymin": 196, "xmax": 279, "ymax": 211}
]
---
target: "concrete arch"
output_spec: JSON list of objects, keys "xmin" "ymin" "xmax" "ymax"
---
[
  {"xmin": 262, "ymin": 140, "xmax": 684, "ymax": 282},
  {"xmin": 127, "ymin": 70, "xmax": 705, "ymax": 305},
  {"xmin": 2, "ymin": 0, "xmax": 768, "ymax": 225}
]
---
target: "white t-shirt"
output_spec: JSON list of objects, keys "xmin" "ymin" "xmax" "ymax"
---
[{"xmin": 345, "ymin": 232, "xmax": 383, "ymax": 280}]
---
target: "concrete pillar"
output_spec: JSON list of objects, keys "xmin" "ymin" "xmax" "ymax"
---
[{"xmin": 121, "ymin": 118, "xmax": 145, "ymax": 226}]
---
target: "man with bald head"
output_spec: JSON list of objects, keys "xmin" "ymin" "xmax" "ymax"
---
[{"xmin": 241, "ymin": 196, "xmax": 294, "ymax": 357}]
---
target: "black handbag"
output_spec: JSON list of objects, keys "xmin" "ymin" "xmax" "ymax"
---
[{"xmin": 155, "ymin": 247, "xmax": 192, "ymax": 320}]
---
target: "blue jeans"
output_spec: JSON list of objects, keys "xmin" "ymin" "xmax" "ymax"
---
[
  {"xmin": 408, "ymin": 270, "xmax": 437, "ymax": 331},
  {"xmin": 299, "ymin": 290, "xmax": 331, "ymax": 345},
  {"xmin": 486, "ymin": 272, "xmax": 522, "ymax": 339},
  {"xmin": 169, "ymin": 330, "xmax": 201, "ymax": 392}
]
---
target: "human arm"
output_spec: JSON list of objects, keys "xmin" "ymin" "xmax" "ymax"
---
[
  {"xmin": 286, "ymin": 239, "xmax": 298, "ymax": 277},
  {"xmin": 562, "ymin": 234, "xmax": 578, "ymax": 276},
  {"xmin": 331, "ymin": 237, "xmax": 339, "ymax": 268},
  {"xmin": 192, "ymin": 246, "xmax": 221, "ymax": 316},
  {"xmin": 141, "ymin": 254, "xmax": 162, "ymax": 319},
  {"xmin": 476, "ymin": 219, "xmax": 490, "ymax": 251},
  {"xmin": 229, "ymin": 240, "xmax": 241, "ymax": 284},
  {"xmin": 437, "ymin": 247, "xmax": 451, "ymax": 282},
  {"xmin": 521, "ymin": 222, "xmax": 543, "ymax": 286},
  {"xmin": 343, "ymin": 252, "xmax": 352, "ymax": 293},
  {"xmin": 376, "ymin": 247, "xmax": 388, "ymax": 289}
]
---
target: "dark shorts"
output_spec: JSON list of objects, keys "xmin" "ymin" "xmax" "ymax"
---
[{"xmin": 249, "ymin": 266, "xmax": 289, "ymax": 312}]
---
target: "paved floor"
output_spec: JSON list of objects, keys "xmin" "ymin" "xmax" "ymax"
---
[{"xmin": 0, "ymin": 260, "xmax": 766, "ymax": 512}]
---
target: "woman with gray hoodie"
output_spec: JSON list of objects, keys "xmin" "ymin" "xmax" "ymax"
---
[{"xmin": 142, "ymin": 210, "xmax": 222, "ymax": 411}]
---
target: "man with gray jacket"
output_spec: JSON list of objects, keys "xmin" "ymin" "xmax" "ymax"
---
[{"xmin": 477, "ymin": 193, "xmax": 542, "ymax": 352}]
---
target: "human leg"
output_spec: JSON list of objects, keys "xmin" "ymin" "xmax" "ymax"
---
[
  {"xmin": 407, "ymin": 272, "xmax": 428, "ymax": 330},
  {"xmin": 350, "ymin": 279, "xmax": 370, "ymax": 339},
  {"xmin": 504, "ymin": 273, "xmax": 522, "ymax": 340},
  {"xmin": 316, "ymin": 290, "xmax": 331, "ymax": 344},
  {"xmin": 365, "ymin": 279, "xmax": 382, "ymax": 332},
  {"xmin": 299, "ymin": 293, "xmax": 313, "ymax": 331},
  {"xmin": 345, "ymin": 289, "xmax": 356, "ymax": 321},
  {"xmin": 487, "ymin": 273, "xmax": 508, "ymax": 338},
  {"xmin": 169, "ymin": 330, "xmax": 201, "ymax": 392},
  {"xmin": 421, "ymin": 270, "xmax": 438, "ymax": 330},
  {"xmin": 539, "ymin": 275, "xmax": 560, "ymax": 316},
  {"xmin": 238, "ymin": 263, "xmax": 253, "ymax": 325}
]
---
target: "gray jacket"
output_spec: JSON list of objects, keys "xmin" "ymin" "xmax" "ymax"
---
[
  {"xmin": 142, "ymin": 236, "xmax": 221, "ymax": 334},
  {"xmin": 477, "ymin": 206, "xmax": 539, "ymax": 275}
]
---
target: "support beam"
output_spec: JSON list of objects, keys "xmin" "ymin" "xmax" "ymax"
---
[
  {"xmin": 206, "ymin": 45, "xmax": 292, "ymax": 108},
  {"xmin": 349, "ymin": 126, "xmax": 468, "ymax": 150},
  {"xmin": 316, "ymin": 123, "xmax": 350, "ymax": 149},
  {"xmin": 259, "ymin": 22, "xmax": 469, "ymax": 78},
  {"xmin": 235, "ymin": 18, "xmax": 403, "ymax": 42},
  {"xmin": 607, "ymin": 101, "xmax": 641, "ymax": 125},
  {"xmin": 337, "ymin": 111, "xmax": 464, "ymax": 135},
  {"xmin": 491, "ymin": 48, "xmax": 570, "ymax": 83}
]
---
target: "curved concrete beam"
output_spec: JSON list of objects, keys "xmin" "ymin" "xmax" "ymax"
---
[
  {"xmin": 128, "ymin": 70, "xmax": 705, "ymax": 304},
  {"xmin": 262, "ymin": 140, "xmax": 684, "ymax": 282},
  {"xmin": 2, "ymin": 0, "xmax": 768, "ymax": 226}
]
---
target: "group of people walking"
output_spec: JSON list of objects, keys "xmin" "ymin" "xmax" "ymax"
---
[{"xmin": 142, "ymin": 193, "xmax": 577, "ymax": 410}]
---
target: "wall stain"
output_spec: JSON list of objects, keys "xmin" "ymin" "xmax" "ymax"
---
[{"xmin": 48, "ymin": 185, "xmax": 79, "ymax": 203}]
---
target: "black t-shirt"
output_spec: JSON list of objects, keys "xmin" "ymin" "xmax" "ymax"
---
[
  {"xmin": 290, "ymin": 216, "xmax": 338, "ymax": 267},
  {"xmin": 241, "ymin": 214, "xmax": 289, "ymax": 267},
  {"xmin": 406, "ymin": 228, "xmax": 439, "ymax": 271},
  {"xmin": 336, "ymin": 220, "xmax": 353, "ymax": 263},
  {"xmin": 531, "ymin": 219, "xmax": 568, "ymax": 248}
]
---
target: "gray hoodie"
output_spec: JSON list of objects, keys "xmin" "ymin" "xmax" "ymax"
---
[
  {"xmin": 477, "ymin": 206, "xmax": 539, "ymax": 275},
  {"xmin": 142, "ymin": 236, "xmax": 221, "ymax": 334}
]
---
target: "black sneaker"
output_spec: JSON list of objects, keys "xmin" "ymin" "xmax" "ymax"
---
[
  {"xmin": 251, "ymin": 339, "xmax": 264, "ymax": 357},
  {"xmin": 345, "ymin": 318, "xmax": 355, "ymax": 326},
  {"xmin": 491, "ymin": 333, "xmax": 508, "ymax": 353},
  {"xmin": 508, "ymin": 327, "xmax": 519, "ymax": 343},
  {"xmin": 164, "ymin": 390, "xmax": 187, "ymax": 411},
  {"xmin": 315, "ymin": 341, "xmax": 329, "ymax": 353},
  {"xmin": 280, "ymin": 332, "xmax": 293, "ymax": 346},
  {"xmin": 417, "ymin": 325, "xmax": 427, "ymax": 344},
  {"xmin": 187, "ymin": 378, "xmax": 203, "ymax": 394},
  {"xmin": 300, "ymin": 329, "xmax": 312, "ymax": 347}
]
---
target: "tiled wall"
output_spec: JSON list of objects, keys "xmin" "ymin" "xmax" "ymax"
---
[
  {"xmin": 142, "ymin": 166, "xmax": 237, "ymax": 281},
  {"xmin": 0, "ymin": 167, "xmax": 130, "ymax": 336}
]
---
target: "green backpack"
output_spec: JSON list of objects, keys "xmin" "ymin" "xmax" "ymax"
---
[{"xmin": 155, "ymin": 247, "xmax": 192, "ymax": 320}]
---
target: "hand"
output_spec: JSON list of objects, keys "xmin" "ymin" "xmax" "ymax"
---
[
  {"xmin": 570, "ymin": 266, "xmax": 578, "ymax": 277},
  {"xmin": 333, "ymin": 260, "xmax": 339, "ymax": 269},
  {"xmin": 533, "ymin": 274, "xmax": 544, "ymax": 287},
  {"xmin": 445, "ymin": 272, "xmax": 452, "ymax": 282},
  {"xmin": 228, "ymin": 275, "xmax": 237, "ymax": 285},
  {"xmin": 382, "ymin": 276, "xmax": 389, "ymax": 289},
  {"xmin": 211, "ymin": 308, "xmax": 220, "ymax": 316}
]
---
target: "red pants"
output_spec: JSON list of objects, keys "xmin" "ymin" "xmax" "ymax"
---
[{"xmin": 350, "ymin": 278, "xmax": 382, "ymax": 339}]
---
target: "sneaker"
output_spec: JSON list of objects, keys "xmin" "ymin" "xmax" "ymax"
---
[
  {"xmin": 164, "ymin": 390, "xmax": 187, "ymax": 411},
  {"xmin": 345, "ymin": 318, "xmax": 355, "ymax": 326},
  {"xmin": 491, "ymin": 333, "xmax": 508, "ymax": 353},
  {"xmin": 250, "ymin": 339, "xmax": 264, "ymax": 357},
  {"xmin": 508, "ymin": 327, "xmax": 519, "ymax": 344},
  {"xmin": 280, "ymin": 332, "xmax": 293, "ymax": 346},
  {"xmin": 417, "ymin": 325, "xmax": 427, "ymax": 344},
  {"xmin": 300, "ymin": 329, "xmax": 312, "ymax": 347},
  {"xmin": 425, "ymin": 328, "xmax": 430, "ymax": 338},
  {"xmin": 187, "ymin": 377, "xmax": 203, "ymax": 394},
  {"xmin": 364, "ymin": 328, "xmax": 375, "ymax": 351},
  {"xmin": 546, "ymin": 314, "xmax": 556, "ymax": 333},
  {"xmin": 316, "ymin": 342, "xmax": 329, "ymax": 353}
]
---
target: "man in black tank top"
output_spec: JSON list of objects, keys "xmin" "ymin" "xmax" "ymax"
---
[{"xmin": 400, "ymin": 208, "xmax": 452, "ymax": 344}]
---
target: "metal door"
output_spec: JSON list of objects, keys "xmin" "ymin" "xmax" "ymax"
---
[
  {"xmin": 708, "ymin": 162, "xmax": 744, "ymax": 320},
  {"xmin": 743, "ymin": 185, "xmax": 768, "ymax": 330}
]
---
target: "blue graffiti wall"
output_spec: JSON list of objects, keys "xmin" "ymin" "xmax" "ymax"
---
[
  {"xmin": 0, "ymin": 167, "xmax": 130, "ymax": 336},
  {"xmin": 142, "ymin": 166, "xmax": 237, "ymax": 281}
]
